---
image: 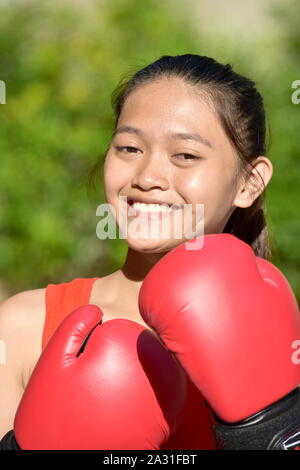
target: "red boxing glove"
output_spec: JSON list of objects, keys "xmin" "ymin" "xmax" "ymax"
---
[
  {"xmin": 14, "ymin": 305, "xmax": 187, "ymax": 450},
  {"xmin": 139, "ymin": 234, "xmax": 300, "ymax": 450}
]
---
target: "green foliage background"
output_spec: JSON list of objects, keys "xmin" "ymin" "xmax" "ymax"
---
[{"xmin": 0, "ymin": 0, "xmax": 299, "ymax": 302}]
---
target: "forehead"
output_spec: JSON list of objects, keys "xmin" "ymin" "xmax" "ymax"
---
[
  {"xmin": 121, "ymin": 78, "xmax": 213, "ymax": 119},
  {"xmin": 118, "ymin": 78, "xmax": 233, "ymax": 154}
]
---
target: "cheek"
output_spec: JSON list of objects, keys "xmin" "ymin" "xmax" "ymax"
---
[
  {"xmin": 183, "ymin": 163, "xmax": 234, "ymax": 198},
  {"xmin": 203, "ymin": 176, "xmax": 238, "ymax": 230},
  {"xmin": 103, "ymin": 156, "xmax": 129, "ymax": 202},
  {"xmin": 175, "ymin": 168, "xmax": 219, "ymax": 204},
  {"xmin": 176, "ymin": 165, "xmax": 236, "ymax": 219},
  {"xmin": 103, "ymin": 158, "xmax": 118, "ymax": 205}
]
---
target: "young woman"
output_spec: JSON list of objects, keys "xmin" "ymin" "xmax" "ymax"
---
[{"xmin": 0, "ymin": 54, "xmax": 273, "ymax": 448}]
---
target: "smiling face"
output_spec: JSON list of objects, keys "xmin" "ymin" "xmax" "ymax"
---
[{"xmin": 104, "ymin": 77, "xmax": 244, "ymax": 253}]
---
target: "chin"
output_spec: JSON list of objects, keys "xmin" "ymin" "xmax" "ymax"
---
[{"xmin": 124, "ymin": 236, "xmax": 184, "ymax": 254}]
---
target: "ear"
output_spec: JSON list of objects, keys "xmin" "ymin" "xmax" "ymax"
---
[{"xmin": 233, "ymin": 157, "xmax": 273, "ymax": 209}]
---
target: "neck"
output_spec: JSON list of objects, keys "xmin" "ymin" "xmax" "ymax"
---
[
  {"xmin": 121, "ymin": 247, "xmax": 168, "ymax": 283},
  {"xmin": 103, "ymin": 247, "xmax": 170, "ymax": 315},
  {"xmin": 110, "ymin": 247, "xmax": 169, "ymax": 310}
]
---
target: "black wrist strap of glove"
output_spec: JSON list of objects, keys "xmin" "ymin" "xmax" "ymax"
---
[
  {"xmin": 212, "ymin": 387, "xmax": 300, "ymax": 450},
  {"xmin": 0, "ymin": 430, "xmax": 21, "ymax": 450}
]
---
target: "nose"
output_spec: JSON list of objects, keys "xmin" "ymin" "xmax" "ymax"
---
[{"xmin": 131, "ymin": 153, "xmax": 170, "ymax": 191}]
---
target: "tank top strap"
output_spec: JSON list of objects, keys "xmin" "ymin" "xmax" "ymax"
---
[{"xmin": 42, "ymin": 277, "xmax": 99, "ymax": 351}]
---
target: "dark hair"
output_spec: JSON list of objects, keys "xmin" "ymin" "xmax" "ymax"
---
[{"xmin": 87, "ymin": 54, "xmax": 274, "ymax": 259}]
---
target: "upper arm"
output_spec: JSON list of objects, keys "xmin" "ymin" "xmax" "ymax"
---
[{"xmin": 0, "ymin": 289, "xmax": 46, "ymax": 439}]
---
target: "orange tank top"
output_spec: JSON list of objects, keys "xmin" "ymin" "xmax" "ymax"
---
[{"xmin": 43, "ymin": 278, "xmax": 216, "ymax": 450}]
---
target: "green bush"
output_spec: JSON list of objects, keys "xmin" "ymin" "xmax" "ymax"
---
[{"xmin": 0, "ymin": 0, "xmax": 299, "ymax": 304}]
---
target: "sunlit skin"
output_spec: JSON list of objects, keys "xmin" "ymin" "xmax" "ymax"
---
[{"xmin": 95, "ymin": 77, "xmax": 273, "ymax": 315}]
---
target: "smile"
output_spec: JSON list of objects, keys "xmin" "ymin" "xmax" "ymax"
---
[
  {"xmin": 129, "ymin": 201, "xmax": 175, "ymax": 213},
  {"xmin": 126, "ymin": 198, "xmax": 181, "ymax": 213}
]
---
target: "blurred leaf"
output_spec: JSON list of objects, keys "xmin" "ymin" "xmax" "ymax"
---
[{"xmin": 0, "ymin": 0, "xmax": 299, "ymax": 305}]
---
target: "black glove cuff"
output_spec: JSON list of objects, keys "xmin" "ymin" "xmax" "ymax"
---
[
  {"xmin": 0, "ymin": 430, "xmax": 21, "ymax": 450},
  {"xmin": 212, "ymin": 387, "xmax": 300, "ymax": 450}
]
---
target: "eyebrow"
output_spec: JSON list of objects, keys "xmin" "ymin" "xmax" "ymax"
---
[{"xmin": 111, "ymin": 125, "xmax": 213, "ymax": 149}]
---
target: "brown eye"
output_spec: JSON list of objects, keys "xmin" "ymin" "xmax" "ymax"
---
[
  {"xmin": 175, "ymin": 153, "xmax": 201, "ymax": 161},
  {"xmin": 115, "ymin": 146, "xmax": 139, "ymax": 153}
]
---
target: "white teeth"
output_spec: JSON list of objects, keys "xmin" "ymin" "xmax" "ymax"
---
[{"xmin": 131, "ymin": 202, "xmax": 171, "ymax": 213}]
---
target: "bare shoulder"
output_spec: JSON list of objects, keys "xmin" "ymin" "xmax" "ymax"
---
[
  {"xmin": 0, "ymin": 288, "xmax": 46, "ymax": 331},
  {"xmin": 0, "ymin": 288, "xmax": 46, "ymax": 388}
]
